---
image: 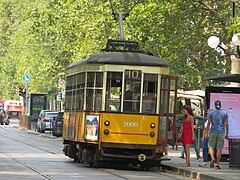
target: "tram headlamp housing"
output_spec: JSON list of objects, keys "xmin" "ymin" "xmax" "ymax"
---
[
  {"xmin": 104, "ymin": 129, "xmax": 109, "ymax": 135},
  {"xmin": 104, "ymin": 120, "xmax": 110, "ymax": 126},
  {"xmin": 150, "ymin": 132, "xmax": 155, "ymax": 137},
  {"xmin": 150, "ymin": 123, "xmax": 156, "ymax": 128}
]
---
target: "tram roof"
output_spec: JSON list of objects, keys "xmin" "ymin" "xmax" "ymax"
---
[{"xmin": 67, "ymin": 52, "xmax": 169, "ymax": 69}]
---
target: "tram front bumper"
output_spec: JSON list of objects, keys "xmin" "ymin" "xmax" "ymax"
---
[{"xmin": 100, "ymin": 142, "xmax": 156, "ymax": 161}]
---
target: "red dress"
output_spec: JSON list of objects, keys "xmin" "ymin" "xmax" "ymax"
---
[{"xmin": 180, "ymin": 119, "xmax": 195, "ymax": 144}]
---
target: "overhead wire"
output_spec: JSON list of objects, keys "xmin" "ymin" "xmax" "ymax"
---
[
  {"xmin": 109, "ymin": 0, "xmax": 115, "ymax": 14},
  {"xmin": 108, "ymin": 0, "xmax": 141, "ymax": 19},
  {"xmin": 123, "ymin": 0, "xmax": 141, "ymax": 19}
]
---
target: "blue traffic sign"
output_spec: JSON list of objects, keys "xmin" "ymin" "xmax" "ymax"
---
[{"xmin": 23, "ymin": 75, "xmax": 30, "ymax": 83}]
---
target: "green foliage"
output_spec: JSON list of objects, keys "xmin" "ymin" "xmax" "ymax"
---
[{"xmin": 0, "ymin": 0, "xmax": 239, "ymax": 100}]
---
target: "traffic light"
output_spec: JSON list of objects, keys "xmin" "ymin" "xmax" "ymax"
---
[{"xmin": 19, "ymin": 87, "xmax": 25, "ymax": 97}]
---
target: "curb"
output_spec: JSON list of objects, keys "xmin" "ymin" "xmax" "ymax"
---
[
  {"xmin": 161, "ymin": 163, "xmax": 229, "ymax": 180},
  {"xmin": 161, "ymin": 164, "xmax": 199, "ymax": 179},
  {"xmin": 19, "ymin": 127, "xmax": 58, "ymax": 139}
]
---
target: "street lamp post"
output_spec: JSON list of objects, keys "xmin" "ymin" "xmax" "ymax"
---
[
  {"xmin": 230, "ymin": 0, "xmax": 240, "ymax": 87},
  {"xmin": 207, "ymin": 1, "xmax": 240, "ymax": 86}
]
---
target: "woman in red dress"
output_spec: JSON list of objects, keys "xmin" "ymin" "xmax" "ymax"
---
[{"xmin": 179, "ymin": 105, "xmax": 195, "ymax": 167}]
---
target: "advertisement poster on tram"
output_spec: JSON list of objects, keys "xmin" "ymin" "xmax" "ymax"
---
[
  {"xmin": 85, "ymin": 114, "xmax": 99, "ymax": 141},
  {"xmin": 206, "ymin": 86, "xmax": 240, "ymax": 155}
]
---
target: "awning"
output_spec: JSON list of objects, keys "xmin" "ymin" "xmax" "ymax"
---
[{"xmin": 204, "ymin": 74, "xmax": 240, "ymax": 83}]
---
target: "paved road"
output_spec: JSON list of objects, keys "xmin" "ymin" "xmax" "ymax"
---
[{"xmin": 0, "ymin": 119, "xmax": 188, "ymax": 180}]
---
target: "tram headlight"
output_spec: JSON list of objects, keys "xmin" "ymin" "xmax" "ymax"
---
[
  {"xmin": 150, "ymin": 123, "xmax": 156, "ymax": 128},
  {"xmin": 104, "ymin": 129, "xmax": 109, "ymax": 135},
  {"xmin": 150, "ymin": 132, "xmax": 155, "ymax": 137},
  {"xmin": 104, "ymin": 120, "xmax": 110, "ymax": 126}
]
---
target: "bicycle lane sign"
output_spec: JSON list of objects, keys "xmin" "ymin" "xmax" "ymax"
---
[{"xmin": 23, "ymin": 75, "xmax": 30, "ymax": 83}]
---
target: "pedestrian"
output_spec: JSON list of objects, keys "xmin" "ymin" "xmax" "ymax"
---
[
  {"xmin": 179, "ymin": 105, "xmax": 195, "ymax": 167},
  {"xmin": 199, "ymin": 109, "xmax": 217, "ymax": 167},
  {"xmin": 180, "ymin": 142, "xmax": 201, "ymax": 159},
  {"xmin": 204, "ymin": 100, "xmax": 229, "ymax": 169},
  {"xmin": 179, "ymin": 117, "xmax": 201, "ymax": 160},
  {"xmin": 159, "ymin": 143, "xmax": 169, "ymax": 160}
]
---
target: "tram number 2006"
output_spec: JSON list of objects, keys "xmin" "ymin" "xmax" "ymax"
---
[{"xmin": 123, "ymin": 122, "xmax": 138, "ymax": 127}]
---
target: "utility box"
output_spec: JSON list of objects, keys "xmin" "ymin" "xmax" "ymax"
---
[{"xmin": 229, "ymin": 139, "xmax": 240, "ymax": 168}]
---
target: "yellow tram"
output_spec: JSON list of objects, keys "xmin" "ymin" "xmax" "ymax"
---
[{"xmin": 62, "ymin": 40, "xmax": 178, "ymax": 169}]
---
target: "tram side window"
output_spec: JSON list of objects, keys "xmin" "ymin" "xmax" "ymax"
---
[
  {"xmin": 169, "ymin": 79, "xmax": 177, "ymax": 113},
  {"xmin": 105, "ymin": 72, "xmax": 122, "ymax": 112},
  {"xmin": 160, "ymin": 78, "xmax": 168, "ymax": 113},
  {"xmin": 66, "ymin": 75, "xmax": 74, "ymax": 91},
  {"xmin": 72, "ymin": 75, "xmax": 77, "ymax": 110},
  {"xmin": 86, "ymin": 72, "xmax": 103, "ymax": 111},
  {"xmin": 124, "ymin": 70, "xmax": 141, "ymax": 113},
  {"xmin": 76, "ymin": 73, "xmax": 85, "ymax": 110},
  {"xmin": 65, "ymin": 91, "xmax": 72, "ymax": 110},
  {"xmin": 66, "ymin": 75, "xmax": 77, "ymax": 110},
  {"xmin": 142, "ymin": 74, "xmax": 158, "ymax": 113}
]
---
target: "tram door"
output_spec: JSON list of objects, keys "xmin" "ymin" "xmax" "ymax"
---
[{"xmin": 159, "ymin": 75, "xmax": 178, "ymax": 146}]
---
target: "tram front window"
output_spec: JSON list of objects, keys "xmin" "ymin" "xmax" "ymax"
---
[
  {"xmin": 105, "ymin": 72, "xmax": 122, "ymax": 112},
  {"xmin": 123, "ymin": 70, "xmax": 141, "ymax": 113}
]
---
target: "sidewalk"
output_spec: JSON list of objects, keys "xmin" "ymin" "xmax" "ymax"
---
[{"xmin": 161, "ymin": 146, "xmax": 240, "ymax": 180}]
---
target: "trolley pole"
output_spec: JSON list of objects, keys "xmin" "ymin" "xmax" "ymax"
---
[
  {"xmin": 118, "ymin": 12, "xmax": 124, "ymax": 40},
  {"xmin": 113, "ymin": 12, "xmax": 125, "ymax": 40}
]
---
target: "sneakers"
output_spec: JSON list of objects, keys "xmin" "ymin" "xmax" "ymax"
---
[
  {"xmin": 160, "ymin": 155, "xmax": 170, "ymax": 160},
  {"xmin": 210, "ymin": 158, "xmax": 215, "ymax": 168},
  {"xmin": 198, "ymin": 162, "xmax": 207, "ymax": 167}
]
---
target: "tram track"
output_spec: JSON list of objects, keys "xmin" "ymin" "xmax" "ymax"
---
[
  {"xmin": 0, "ymin": 125, "xmax": 186, "ymax": 180},
  {"xmin": 0, "ymin": 150, "xmax": 54, "ymax": 180},
  {"xmin": 0, "ymin": 126, "xmax": 56, "ymax": 179},
  {"xmin": 0, "ymin": 127, "xmax": 133, "ymax": 179}
]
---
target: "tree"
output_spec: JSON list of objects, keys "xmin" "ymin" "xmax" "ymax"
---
[{"xmin": 0, "ymin": 0, "xmax": 239, "ymax": 100}]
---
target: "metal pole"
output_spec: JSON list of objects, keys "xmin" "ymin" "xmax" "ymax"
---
[
  {"xmin": 118, "ymin": 12, "xmax": 124, "ymax": 40},
  {"xmin": 231, "ymin": 2, "xmax": 240, "ymax": 87},
  {"xmin": 232, "ymin": 2, "xmax": 235, "ymax": 18},
  {"xmin": 197, "ymin": 127, "xmax": 201, "ymax": 150},
  {"xmin": 25, "ymin": 83, "xmax": 28, "ymax": 115}
]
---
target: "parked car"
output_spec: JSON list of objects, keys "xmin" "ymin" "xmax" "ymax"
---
[
  {"xmin": 38, "ymin": 110, "xmax": 53, "ymax": 121},
  {"xmin": 52, "ymin": 111, "xmax": 64, "ymax": 137},
  {"xmin": 37, "ymin": 111, "xmax": 58, "ymax": 133},
  {"xmin": 35, "ymin": 110, "xmax": 53, "ymax": 131},
  {"xmin": 0, "ymin": 108, "xmax": 9, "ymax": 125}
]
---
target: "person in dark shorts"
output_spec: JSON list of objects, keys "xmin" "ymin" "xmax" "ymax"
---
[{"xmin": 204, "ymin": 100, "xmax": 228, "ymax": 170}]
